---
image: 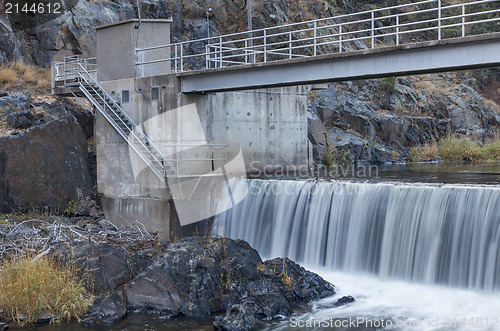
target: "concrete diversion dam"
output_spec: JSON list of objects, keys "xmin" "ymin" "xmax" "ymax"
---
[{"xmin": 215, "ymin": 179, "xmax": 500, "ymax": 290}]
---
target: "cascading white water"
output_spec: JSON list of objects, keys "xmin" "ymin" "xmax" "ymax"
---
[{"xmin": 214, "ymin": 179, "xmax": 500, "ymax": 291}]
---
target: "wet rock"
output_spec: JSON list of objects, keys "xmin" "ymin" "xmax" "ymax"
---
[
  {"xmin": 213, "ymin": 304, "xmax": 256, "ymax": 331},
  {"xmin": 126, "ymin": 237, "xmax": 334, "ymax": 328},
  {"xmin": 83, "ymin": 290, "xmax": 127, "ymax": 325},
  {"xmin": 0, "ymin": 116, "xmax": 92, "ymax": 212},
  {"xmin": 334, "ymin": 295, "xmax": 355, "ymax": 307},
  {"xmin": 316, "ymin": 295, "xmax": 355, "ymax": 310},
  {"xmin": 36, "ymin": 312, "xmax": 57, "ymax": 324}
]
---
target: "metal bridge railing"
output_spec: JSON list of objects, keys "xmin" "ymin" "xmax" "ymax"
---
[
  {"xmin": 53, "ymin": 56, "xmax": 229, "ymax": 179},
  {"xmin": 54, "ymin": 55, "xmax": 97, "ymax": 83},
  {"xmin": 135, "ymin": 0, "xmax": 500, "ymax": 73}
]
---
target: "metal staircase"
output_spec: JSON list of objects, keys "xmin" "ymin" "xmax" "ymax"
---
[{"xmin": 59, "ymin": 56, "xmax": 175, "ymax": 180}]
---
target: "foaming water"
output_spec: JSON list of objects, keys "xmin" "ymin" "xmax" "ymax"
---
[{"xmin": 270, "ymin": 269, "xmax": 500, "ymax": 331}]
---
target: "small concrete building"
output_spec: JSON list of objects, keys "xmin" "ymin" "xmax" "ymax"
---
[{"xmin": 57, "ymin": 19, "xmax": 310, "ymax": 239}]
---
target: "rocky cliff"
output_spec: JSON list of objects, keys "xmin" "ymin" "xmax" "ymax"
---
[
  {"xmin": 309, "ymin": 72, "xmax": 500, "ymax": 163},
  {"xmin": 1, "ymin": 0, "xmax": 499, "ymax": 166}
]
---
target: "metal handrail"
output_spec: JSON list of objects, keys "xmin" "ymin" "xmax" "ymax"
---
[
  {"xmin": 135, "ymin": 0, "xmax": 499, "ymax": 72},
  {"xmin": 71, "ymin": 59, "xmax": 174, "ymax": 178},
  {"xmin": 54, "ymin": 57, "xmax": 230, "ymax": 178}
]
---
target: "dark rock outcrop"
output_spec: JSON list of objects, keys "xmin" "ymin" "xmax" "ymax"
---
[
  {"xmin": 49, "ymin": 237, "xmax": 336, "ymax": 329},
  {"xmin": 214, "ymin": 304, "xmax": 257, "ymax": 331},
  {"xmin": 83, "ymin": 290, "xmax": 128, "ymax": 325},
  {"xmin": 126, "ymin": 237, "xmax": 335, "ymax": 330},
  {"xmin": 52, "ymin": 242, "xmax": 132, "ymax": 294},
  {"xmin": 0, "ymin": 116, "xmax": 92, "ymax": 212},
  {"xmin": 6, "ymin": 110, "xmax": 35, "ymax": 129},
  {"xmin": 0, "ymin": 93, "xmax": 94, "ymax": 137}
]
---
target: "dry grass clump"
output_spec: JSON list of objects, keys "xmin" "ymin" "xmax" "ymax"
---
[
  {"xmin": 437, "ymin": 135, "xmax": 483, "ymax": 162},
  {"xmin": 0, "ymin": 67, "xmax": 18, "ymax": 84},
  {"xmin": 481, "ymin": 139, "xmax": 500, "ymax": 160},
  {"xmin": 0, "ymin": 254, "xmax": 93, "ymax": 324},
  {"xmin": 408, "ymin": 143, "xmax": 439, "ymax": 162},
  {"xmin": 409, "ymin": 135, "xmax": 500, "ymax": 162},
  {"xmin": 0, "ymin": 59, "xmax": 50, "ymax": 93}
]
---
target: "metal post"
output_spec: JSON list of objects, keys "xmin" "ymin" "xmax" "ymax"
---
[
  {"xmin": 371, "ymin": 11, "xmax": 375, "ymax": 48},
  {"xmin": 438, "ymin": 0, "xmax": 442, "ymax": 40},
  {"xmin": 248, "ymin": 0, "xmax": 254, "ymax": 63},
  {"xmin": 180, "ymin": 45, "xmax": 183, "ymax": 72},
  {"xmin": 289, "ymin": 32, "xmax": 292, "ymax": 59},
  {"xmin": 245, "ymin": 39, "xmax": 248, "ymax": 64},
  {"xmin": 248, "ymin": 0, "xmax": 252, "ymax": 32},
  {"xmin": 313, "ymin": 21, "xmax": 317, "ymax": 56},
  {"xmin": 396, "ymin": 15, "xmax": 399, "ymax": 45},
  {"xmin": 174, "ymin": 44, "xmax": 178, "ymax": 73},
  {"xmin": 263, "ymin": 29, "xmax": 267, "ymax": 62},
  {"xmin": 219, "ymin": 37, "xmax": 223, "ymax": 67},
  {"xmin": 206, "ymin": 8, "xmax": 212, "ymax": 39},
  {"xmin": 339, "ymin": 24, "xmax": 342, "ymax": 53},
  {"xmin": 462, "ymin": 4, "xmax": 465, "ymax": 37},
  {"xmin": 205, "ymin": 45, "xmax": 209, "ymax": 68}
]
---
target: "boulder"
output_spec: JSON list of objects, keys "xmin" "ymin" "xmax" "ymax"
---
[
  {"xmin": 51, "ymin": 242, "xmax": 131, "ymax": 294},
  {"xmin": 125, "ymin": 237, "xmax": 335, "ymax": 330},
  {"xmin": 0, "ymin": 93, "xmax": 30, "ymax": 115},
  {"xmin": 6, "ymin": 110, "xmax": 35, "ymax": 129},
  {"xmin": 0, "ymin": 116, "xmax": 92, "ymax": 212},
  {"xmin": 83, "ymin": 290, "xmax": 127, "ymax": 325},
  {"xmin": 213, "ymin": 304, "xmax": 257, "ymax": 331}
]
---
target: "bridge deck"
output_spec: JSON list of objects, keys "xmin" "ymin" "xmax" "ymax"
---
[{"xmin": 178, "ymin": 32, "xmax": 500, "ymax": 93}]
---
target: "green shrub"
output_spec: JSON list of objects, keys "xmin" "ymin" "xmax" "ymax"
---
[
  {"xmin": 378, "ymin": 77, "xmax": 397, "ymax": 93},
  {"xmin": 480, "ymin": 140, "xmax": 500, "ymax": 160},
  {"xmin": 322, "ymin": 145, "xmax": 352, "ymax": 167}
]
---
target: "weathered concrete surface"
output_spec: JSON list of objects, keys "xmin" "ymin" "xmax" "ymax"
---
[
  {"xmin": 179, "ymin": 33, "xmax": 500, "ymax": 93},
  {"xmin": 101, "ymin": 196, "xmax": 171, "ymax": 237},
  {"xmin": 97, "ymin": 19, "xmax": 172, "ymax": 82},
  {"xmin": 0, "ymin": 116, "xmax": 92, "ymax": 212},
  {"xmin": 96, "ymin": 74, "xmax": 309, "ymax": 237}
]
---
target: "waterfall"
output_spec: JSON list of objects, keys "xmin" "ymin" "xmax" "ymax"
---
[{"xmin": 214, "ymin": 179, "xmax": 500, "ymax": 291}]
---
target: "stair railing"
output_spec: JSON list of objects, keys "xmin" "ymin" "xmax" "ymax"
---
[{"xmin": 72, "ymin": 59, "xmax": 174, "ymax": 179}]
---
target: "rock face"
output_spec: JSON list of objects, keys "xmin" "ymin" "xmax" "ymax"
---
[
  {"xmin": 0, "ymin": 93, "xmax": 94, "ymax": 138},
  {"xmin": 49, "ymin": 236, "xmax": 336, "ymax": 329},
  {"xmin": 126, "ymin": 237, "xmax": 335, "ymax": 330},
  {"xmin": 0, "ymin": 116, "xmax": 93, "ymax": 212},
  {"xmin": 52, "ymin": 242, "xmax": 133, "ymax": 293},
  {"xmin": 309, "ymin": 75, "xmax": 500, "ymax": 164},
  {"xmin": 51, "ymin": 240, "xmax": 157, "ymax": 325},
  {"xmin": 0, "ymin": 0, "xmax": 361, "ymax": 67}
]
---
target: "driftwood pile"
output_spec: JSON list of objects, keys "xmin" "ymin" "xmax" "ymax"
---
[{"xmin": 0, "ymin": 218, "xmax": 158, "ymax": 260}]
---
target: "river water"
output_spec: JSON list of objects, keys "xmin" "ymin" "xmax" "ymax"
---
[
  {"xmin": 213, "ymin": 162, "xmax": 500, "ymax": 330},
  {"xmin": 14, "ymin": 163, "xmax": 500, "ymax": 330}
]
